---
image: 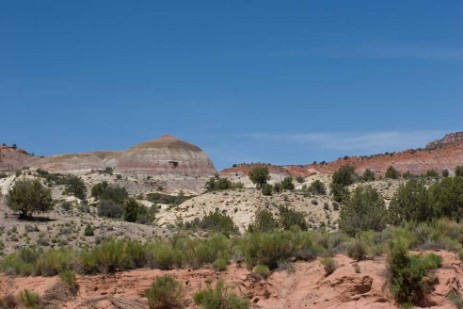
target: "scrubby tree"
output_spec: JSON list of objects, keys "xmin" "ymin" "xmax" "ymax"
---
[
  {"xmin": 362, "ymin": 169, "xmax": 375, "ymax": 182},
  {"xmin": 123, "ymin": 199, "xmax": 140, "ymax": 222},
  {"xmin": 330, "ymin": 182, "xmax": 349, "ymax": 203},
  {"xmin": 339, "ymin": 185, "xmax": 387, "ymax": 236},
  {"xmin": 456, "ymin": 166, "xmax": 463, "ymax": 177},
  {"xmin": 91, "ymin": 181, "xmax": 129, "ymax": 205},
  {"xmin": 307, "ymin": 180, "xmax": 326, "ymax": 195},
  {"xmin": 429, "ymin": 177, "xmax": 463, "ymax": 221},
  {"xmin": 332, "ymin": 165, "xmax": 358, "ymax": 187},
  {"xmin": 385, "ymin": 166, "xmax": 400, "ymax": 179},
  {"xmin": 278, "ymin": 205, "xmax": 308, "ymax": 230},
  {"xmin": 249, "ymin": 209, "xmax": 278, "ymax": 232},
  {"xmin": 281, "ymin": 177, "xmax": 295, "ymax": 190},
  {"xmin": 442, "ymin": 169, "xmax": 449, "ymax": 177},
  {"xmin": 249, "ymin": 166, "xmax": 270, "ymax": 189},
  {"xmin": 388, "ymin": 179, "xmax": 432, "ymax": 225},
  {"xmin": 261, "ymin": 183, "xmax": 273, "ymax": 196},
  {"xmin": 6, "ymin": 179, "xmax": 54, "ymax": 218},
  {"xmin": 63, "ymin": 176, "xmax": 86, "ymax": 200}
]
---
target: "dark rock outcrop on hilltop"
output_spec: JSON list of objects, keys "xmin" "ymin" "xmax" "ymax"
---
[
  {"xmin": 426, "ymin": 132, "xmax": 463, "ymax": 150},
  {"xmin": 116, "ymin": 135, "xmax": 216, "ymax": 177},
  {"xmin": 222, "ymin": 132, "xmax": 463, "ymax": 178}
]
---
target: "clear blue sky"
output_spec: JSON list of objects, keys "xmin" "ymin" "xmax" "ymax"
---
[{"xmin": 1, "ymin": 1, "xmax": 462, "ymax": 170}]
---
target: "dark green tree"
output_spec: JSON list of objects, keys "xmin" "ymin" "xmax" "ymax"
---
[
  {"xmin": 261, "ymin": 183, "xmax": 273, "ymax": 196},
  {"xmin": 332, "ymin": 165, "xmax": 358, "ymax": 187},
  {"xmin": 362, "ymin": 169, "xmax": 376, "ymax": 182},
  {"xmin": 385, "ymin": 166, "xmax": 400, "ymax": 179},
  {"xmin": 249, "ymin": 166, "xmax": 270, "ymax": 189},
  {"xmin": 6, "ymin": 179, "xmax": 54, "ymax": 218},
  {"xmin": 123, "ymin": 198, "xmax": 140, "ymax": 222},
  {"xmin": 339, "ymin": 185, "xmax": 387, "ymax": 236},
  {"xmin": 63, "ymin": 176, "xmax": 86, "ymax": 200},
  {"xmin": 249, "ymin": 209, "xmax": 278, "ymax": 232},
  {"xmin": 281, "ymin": 177, "xmax": 295, "ymax": 190},
  {"xmin": 429, "ymin": 177, "xmax": 463, "ymax": 221},
  {"xmin": 455, "ymin": 166, "xmax": 463, "ymax": 177},
  {"xmin": 388, "ymin": 179, "xmax": 432, "ymax": 225},
  {"xmin": 307, "ymin": 180, "xmax": 326, "ymax": 195}
]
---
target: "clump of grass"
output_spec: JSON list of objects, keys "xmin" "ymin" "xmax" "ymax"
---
[
  {"xmin": 354, "ymin": 264, "xmax": 361, "ymax": 273},
  {"xmin": 321, "ymin": 257, "xmax": 337, "ymax": 276},
  {"xmin": 346, "ymin": 239, "xmax": 367, "ymax": 261},
  {"xmin": 448, "ymin": 291, "xmax": 463, "ymax": 309},
  {"xmin": 253, "ymin": 264, "xmax": 270, "ymax": 279},
  {"xmin": 193, "ymin": 280, "xmax": 248, "ymax": 309},
  {"xmin": 212, "ymin": 258, "xmax": 228, "ymax": 271},
  {"xmin": 18, "ymin": 290, "xmax": 41, "ymax": 309},
  {"xmin": 59, "ymin": 270, "xmax": 78, "ymax": 294},
  {"xmin": 144, "ymin": 275, "xmax": 184, "ymax": 309}
]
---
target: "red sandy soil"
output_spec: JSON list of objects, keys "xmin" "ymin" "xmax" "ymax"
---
[{"xmin": 1, "ymin": 251, "xmax": 461, "ymax": 308}]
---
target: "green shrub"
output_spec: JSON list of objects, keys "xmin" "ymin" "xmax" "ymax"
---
[
  {"xmin": 429, "ymin": 177, "xmax": 463, "ymax": 221},
  {"xmin": 241, "ymin": 230, "xmax": 315, "ymax": 269},
  {"xmin": 278, "ymin": 205, "xmax": 307, "ymax": 231},
  {"xmin": 253, "ymin": 264, "xmax": 270, "ymax": 279},
  {"xmin": 388, "ymin": 179, "xmax": 432, "ymax": 225},
  {"xmin": 346, "ymin": 239, "xmax": 367, "ymax": 261},
  {"xmin": 362, "ymin": 169, "xmax": 375, "ymax": 182},
  {"xmin": 84, "ymin": 225, "xmax": 94, "ymax": 236},
  {"xmin": 248, "ymin": 209, "xmax": 278, "ymax": 232},
  {"xmin": 6, "ymin": 179, "xmax": 54, "ymax": 218},
  {"xmin": 205, "ymin": 177, "xmax": 242, "ymax": 192},
  {"xmin": 196, "ymin": 210, "xmax": 238, "ymax": 236},
  {"xmin": 79, "ymin": 239, "xmax": 128, "ymax": 274},
  {"xmin": 307, "ymin": 180, "xmax": 326, "ymax": 195},
  {"xmin": 59, "ymin": 270, "xmax": 78, "ymax": 293},
  {"xmin": 281, "ymin": 177, "xmax": 295, "ymax": 190},
  {"xmin": 339, "ymin": 186, "xmax": 387, "ymax": 236},
  {"xmin": 332, "ymin": 165, "xmax": 358, "ymax": 186},
  {"xmin": 385, "ymin": 166, "xmax": 400, "ymax": 179},
  {"xmin": 448, "ymin": 291, "xmax": 463, "ymax": 309},
  {"xmin": 97, "ymin": 199, "xmax": 123, "ymax": 218},
  {"xmin": 330, "ymin": 182, "xmax": 349, "ymax": 203},
  {"xmin": 261, "ymin": 183, "xmax": 273, "ymax": 196},
  {"xmin": 145, "ymin": 275, "xmax": 184, "ymax": 309},
  {"xmin": 123, "ymin": 198, "xmax": 140, "ymax": 222},
  {"xmin": 63, "ymin": 176, "xmax": 86, "ymax": 200},
  {"xmin": 387, "ymin": 239, "xmax": 441, "ymax": 305},
  {"xmin": 145, "ymin": 243, "xmax": 179, "ymax": 270},
  {"xmin": 18, "ymin": 290, "xmax": 40, "ymax": 309},
  {"xmin": 249, "ymin": 166, "xmax": 270, "ymax": 189},
  {"xmin": 91, "ymin": 181, "xmax": 128, "ymax": 205},
  {"xmin": 35, "ymin": 248, "xmax": 73, "ymax": 276},
  {"xmin": 295, "ymin": 176, "xmax": 305, "ymax": 183},
  {"xmin": 442, "ymin": 169, "xmax": 449, "ymax": 177},
  {"xmin": 456, "ymin": 166, "xmax": 463, "ymax": 177},
  {"xmin": 193, "ymin": 280, "xmax": 248, "ymax": 309},
  {"xmin": 321, "ymin": 257, "xmax": 337, "ymax": 276},
  {"xmin": 213, "ymin": 258, "xmax": 228, "ymax": 271}
]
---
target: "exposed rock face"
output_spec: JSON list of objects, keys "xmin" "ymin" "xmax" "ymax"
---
[
  {"xmin": 426, "ymin": 132, "xmax": 463, "ymax": 150},
  {"xmin": 0, "ymin": 146, "xmax": 33, "ymax": 173},
  {"xmin": 0, "ymin": 136, "xmax": 217, "ymax": 193},
  {"xmin": 222, "ymin": 132, "xmax": 463, "ymax": 178},
  {"xmin": 35, "ymin": 151, "xmax": 122, "ymax": 174},
  {"xmin": 116, "ymin": 135, "xmax": 216, "ymax": 178}
]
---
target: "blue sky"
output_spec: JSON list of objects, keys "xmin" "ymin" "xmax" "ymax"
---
[{"xmin": 1, "ymin": 1, "xmax": 462, "ymax": 170}]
